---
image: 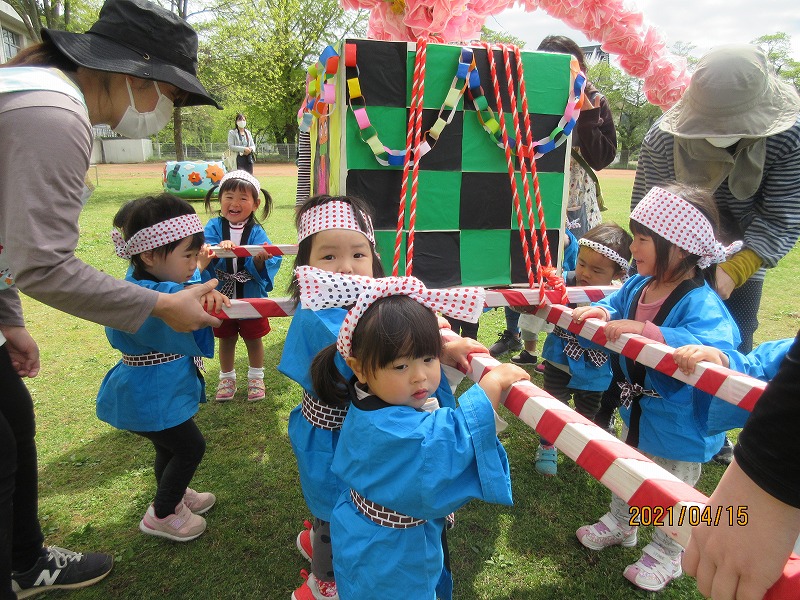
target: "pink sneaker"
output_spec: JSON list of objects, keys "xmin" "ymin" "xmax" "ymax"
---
[
  {"xmin": 296, "ymin": 520, "xmax": 313, "ymax": 562},
  {"xmin": 291, "ymin": 570, "xmax": 338, "ymax": 599},
  {"xmin": 215, "ymin": 377, "xmax": 236, "ymax": 401},
  {"xmin": 576, "ymin": 512, "xmax": 637, "ymax": 550},
  {"xmin": 139, "ymin": 502, "xmax": 206, "ymax": 542},
  {"xmin": 247, "ymin": 378, "xmax": 266, "ymax": 402},
  {"xmin": 623, "ymin": 543, "xmax": 682, "ymax": 591},
  {"xmin": 182, "ymin": 487, "xmax": 216, "ymax": 514}
]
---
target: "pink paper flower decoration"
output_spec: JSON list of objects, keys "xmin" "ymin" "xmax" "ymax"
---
[{"xmin": 340, "ymin": 0, "xmax": 690, "ymax": 110}]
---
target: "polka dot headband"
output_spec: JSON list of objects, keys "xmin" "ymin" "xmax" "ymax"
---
[
  {"xmin": 630, "ymin": 187, "xmax": 742, "ymax": 269},
  {"xmin": 297, "ymin": 200, "xmax": 375, "ymax": 245},
  {"xmin": 112, "ymin": 214, "xmax": 203, "ymax": 259},
  {"xmin": 578, "ymin": 239, "xmax": 631, "ymax": 281},
  {"xmin": 220, "ymin": 170, "xmax": 261, "ymax": 191},
  {"xmin": 296, "ymin": 266, "xmax": 485, "ymax": 358}
]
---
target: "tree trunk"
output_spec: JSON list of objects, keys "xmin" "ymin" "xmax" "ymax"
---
[
  {"xmin": 618, "ymin": 146, "xmax": 630, "ymax": 169},
  {"xmin": 173, "ymin": 107, "xmax": 184, "ymax": 161}
]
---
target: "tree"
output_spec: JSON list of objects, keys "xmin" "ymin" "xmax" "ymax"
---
[
  {"xmin": 480, "ymin": 26, "xmax": 526, "ymax": 48},
  {"xmin": 752, "ymin": 33, "xmax": 800, "ymax": 89},
  {"xmin": 200, "ymin": 0, "xmax": 367, "ymax": 146},
  {"xmin": 588, "ymin": 61, "xmax": 661, "ymax": 167},
  {"xmin": 670, "ymin": 40, "xmax": 699, "ymax": 71},
  {"xmin": 6, "ymin": 0, "xmax": 102, "ymax": 40}
]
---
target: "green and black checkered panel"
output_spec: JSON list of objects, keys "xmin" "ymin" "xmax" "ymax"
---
[{"xmin": 341, "ymin": 39, "xmax": 570, "ymax": 288}]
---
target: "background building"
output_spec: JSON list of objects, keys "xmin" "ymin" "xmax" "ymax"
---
[{"xmin": 0, "ymin": 0, "xmax": 28, "ymax": 63}]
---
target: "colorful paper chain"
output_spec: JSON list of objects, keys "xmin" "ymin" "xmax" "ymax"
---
[
  {"xmin": 340, "ymin": 42, "xmax": 588, "ymax": 166},
  {"xmin": 298, "ymin": 45, "xmax": 340, "ymax": 132},
  {"xmin": 344, "ymin": 42, "xmax": 478, "ymax": 167}
]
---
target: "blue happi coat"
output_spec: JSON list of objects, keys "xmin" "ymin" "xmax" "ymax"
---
[
  {"xmin": 96, "ymin": 277, "xmax": 214, "ymax": 432},
  {"xmin": 202, "ymin": 216, "xmax": 281, "ymax": 299},
  {"xmin": 594, "ymin": 274, "xmax": 741, "ymax": 462},
  {"xmin": 277, "ymin": 306, "xmax": 456, "ymax": 521},
  {"xmin": 330, "ymin": 384, "xmax": 512, "ymax": 600},
  {"xmin": 541, "ymin": 273, "xmax": 613, "ymax": 391}
]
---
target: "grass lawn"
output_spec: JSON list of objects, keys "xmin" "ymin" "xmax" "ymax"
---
[{"xmin": 20, "ymin": 164, "xmax": 799, "ymax": 599}]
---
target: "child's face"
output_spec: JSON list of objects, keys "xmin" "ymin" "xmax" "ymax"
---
[
  {"xmin": 630, "ymin": 233, "xmax": 657, "ymax": 277},
  {"xmin": 220, "ymin": 188, "xmax": 258, "ymax": 225},
  {"xmin": 142, "ymin": 237, "xmax": 199, "ymax": 283},
  {"xmin": 350, "ymin": 354, "xmax": 442, "ymax": 409},
  {"xmin": 574, "ymin": 247, "xmax": 621, "ymax": 287},
  {"xmin": 308, "ymin": 229, "xmax": 374, "ymax": 277}
]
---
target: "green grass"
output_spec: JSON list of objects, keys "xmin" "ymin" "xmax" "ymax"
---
[{"xmin": 21, "ymin": 166, "xmax": 799, "ymax": 599}]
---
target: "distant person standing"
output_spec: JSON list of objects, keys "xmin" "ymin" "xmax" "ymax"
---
[{"xmin": 228, "ymin": 113, "xmax": 255, "ymax": 174}]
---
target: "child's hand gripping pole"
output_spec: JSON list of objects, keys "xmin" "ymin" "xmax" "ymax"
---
[{"xmin": 533, "ymin": 303, "xmax": 766, "ymax": 413}]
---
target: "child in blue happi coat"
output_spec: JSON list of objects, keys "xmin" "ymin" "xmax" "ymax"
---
[
  {"xmin": 278, "ymin": 196, "xmax": 486, "ymax": 600},
  {"xmin": 571, "ymin": 183, "xmax": 742, "ymax": 592},
  {"xmin": 97, "ymin": 194, "xmax": 228, "ymax": 542},
  {"xmin": 200, "ymin": 170, "xmax": 281, "ymax": 402},
  {"xmin": 535, "ymin": 223, "xmax": 632, "ymax": 475},
  {"xmin": 301, "ymin": 268, "xmax": 529, "ymax": 600}
]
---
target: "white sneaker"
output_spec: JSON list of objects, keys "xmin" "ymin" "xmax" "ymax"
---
[
  {"xmin": 623, "ymin": 543, "xmax": 682, "ymax": 591},
  {"xmin": 576, "ymin": 512, "xmax": 637, "ymax": 550}
]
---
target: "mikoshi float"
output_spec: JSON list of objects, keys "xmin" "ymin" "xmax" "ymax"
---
[{"xmin": 212, "ymin": 0, "xmax": 799, "ymax": 591}]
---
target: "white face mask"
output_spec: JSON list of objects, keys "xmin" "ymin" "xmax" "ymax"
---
[
  {"xmin": 236, "ymin": 120, "xmax": 246, "ymax": 128},
  {"xmin": 705, "ymin": 136, "xmax": 742, "ymax": 148},
  {"xmin": 113, "ymin": 79, "xmax": 174, "ymax": 139}
]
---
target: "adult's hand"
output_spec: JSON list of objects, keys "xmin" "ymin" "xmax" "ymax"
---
[
  {"xmin": 0, "ymin": 325, "xmax": 40, "ymax": 377},
  {"xmin": 152, "ymin": 279, "xmax": 224, "ymax": 332},
  {"xmin": 715, "ymin": 266, "xmax": 736, "ymax": 300},
  {"xmin": 683, "ymin": 459, "xmax": 800, "ymax": 600}
]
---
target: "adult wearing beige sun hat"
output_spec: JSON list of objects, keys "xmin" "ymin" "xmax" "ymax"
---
[
  {"xmin": 0, "ymin": 1, "xmax": 224, "ymax": 597},
  {"xmin": 631, "ymin": 44, "xmax": 800, "ymax": 354}
]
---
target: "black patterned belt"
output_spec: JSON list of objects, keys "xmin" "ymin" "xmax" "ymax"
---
[
  {"xmin": 618, "ymin": 381, "xmax": 660, "ymax": 408},
  {"xmin": 122, "ymin": 352, "xmax": 183, "ymax": 366},
  {"xmin": 350, "ymin": 489, "xmax": 426, "ymax": 529},
  {"xmin": 301, "ymin": 391, "xmax": 348, "ymax": 430},
  {"xmin": 122, "ymin": 352, "xmax": 204, "ymax": 371},
  {"xmin": 553, "ymin": 326, "xmax": 608, "ymax": 367}
]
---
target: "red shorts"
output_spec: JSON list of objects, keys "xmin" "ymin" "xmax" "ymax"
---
[{"xmin": 213, "ymin": 316, "xmax": 270, "ymax": 340}]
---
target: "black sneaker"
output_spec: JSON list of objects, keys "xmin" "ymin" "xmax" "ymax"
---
[
  {"xmin": 510, "ymin": 350, "xmax": 538, "ymax": 365},
  {"xmin": 12, "ymin": 546, "xmax": 113, "ymax": 598},
  {"xmin": 489, "ymin": 330, "xmax": 522, "ymax": 357},
  {"xmin": 712, "ymin": 437, "xmax": 734, "ymax": 465}
]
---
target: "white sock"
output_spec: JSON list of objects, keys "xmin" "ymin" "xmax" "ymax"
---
[
  {"xmin": 248, "ymin": 367, "xmax": 264, "ymax": 380},
  {"xmin": 219, "ymin": 369, "xmax": 236, "ymax": 380}
]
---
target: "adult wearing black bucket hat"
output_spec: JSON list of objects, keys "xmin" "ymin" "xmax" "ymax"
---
[{"xmin": 0, "ymin": 1, "xmax": 224, "ymax": 598}]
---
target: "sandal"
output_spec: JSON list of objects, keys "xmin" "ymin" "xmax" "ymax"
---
[
  {"xmin": 247, "ymin": 378, "xmax": 265, "ymax": 402},
  {"xmin": 215, "ymin": 377, "xmax": 236, "ymax": 402}
]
